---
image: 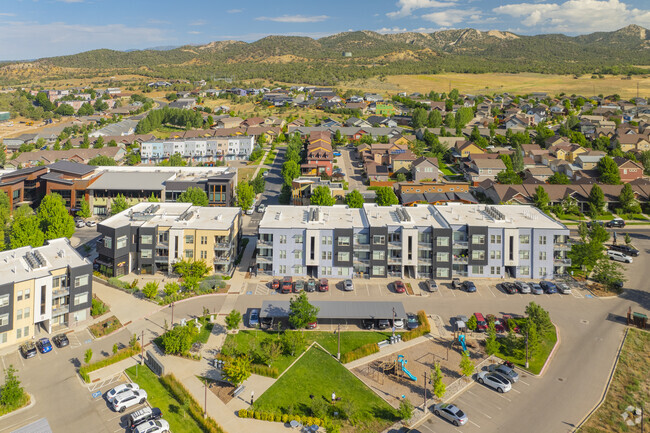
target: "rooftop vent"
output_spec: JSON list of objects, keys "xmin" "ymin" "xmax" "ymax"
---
[
  {"xmin": 24, "ymin": 251, "xmax": 46, "ymax": 270},
  {"xmin": 485, "ymin": 206, "xmax": 505, "ymax": 221},
  {"xmin": 395, "ymin": 207, "xmax": 411, "ymax": 222}
]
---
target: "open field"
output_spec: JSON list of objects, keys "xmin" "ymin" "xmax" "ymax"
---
[
  {"xmin": 578, "ymin": 328, "xmax": 650, "ymax": 433},
  {"xmin": 341, "ymin": 73, "xmax": 650, "ymax": 98}
]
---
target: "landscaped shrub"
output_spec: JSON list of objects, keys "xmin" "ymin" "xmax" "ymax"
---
[
  {"xmin": 237, "ymin": 409, "xmax": 323, "ymax": 426},
  {"xmin": 402, "ymin": 311, "xmax": 431, "ymax": 342},
  {"xmin": 79, "ymin": 344, "xmax": 140, "ymax": 383},
  {"xmin": 107, "ymin": 277, "xmax": 132, "ymax": 290},
  {"xmin": 251, "ymin": 364, "xmax": 279, "ymax": 378},
  {"xmin": 340, "ymin": 342, "xmax": 379, "ymax": 364}
]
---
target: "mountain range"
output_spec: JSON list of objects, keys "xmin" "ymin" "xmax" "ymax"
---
[{"xmin": 12, "ymin": 25, "xmax": 650, "ymax": 85}]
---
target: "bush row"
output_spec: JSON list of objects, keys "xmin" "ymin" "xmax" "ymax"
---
[
  {"xmin": 341, "ymin": 342, "xmax": 379, "ymax": 364},
  {"xmin": 159, "ymin": 373, "xmax": 226, "ymax": 433},
  {"xmin": 237, "ymin": 409, "xmax": 323, "ymax": 426},
  {"xmin": 402, "ymin": 311, "xmax": 431, "ymax": 342},
  {"xmin": 251, "ymin": 364, "xmax": 279, "ymax": 378},
  {"xmin": 79, "ymin": 344, "xmax": 140, "ymax": 383}
]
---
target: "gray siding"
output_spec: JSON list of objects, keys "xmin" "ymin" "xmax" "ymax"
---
[{"xmin": 0, "ymin": 282, "xmax": 14, "ymax": 334}]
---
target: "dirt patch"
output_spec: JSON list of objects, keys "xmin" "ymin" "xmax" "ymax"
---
[
  {"xmin": 352, "ymin": 337, "xmax": 485, "ymax": 407},
  {"xmin": 89, "ymin": 315, "xmax": 122, "ymax": 338}
]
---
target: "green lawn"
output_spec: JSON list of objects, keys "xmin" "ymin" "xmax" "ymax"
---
[
  {"xmin": 125, "ymin": 366, "xmax": 203, "ymax": 433},
  {"xmin": 493, "ymin": 325, "xmax": 558, "ymax": 375},
  {"xmin": 264, "ymin": 150, "xmax": 277, "ymax": 165},
  {"xmin": 252, "ymin": 346, "xmax": 398, "ymax": 428},
  {"xmin": 438, "ymin": 161, "xmax": 455, "ymax": 176},
  {"xmin": 225, "ymin": 330, "xmax": 395, "ymax": 374}
]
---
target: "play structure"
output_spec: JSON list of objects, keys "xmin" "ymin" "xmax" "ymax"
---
[
  {"xmin": 365, "ymin": 354, "xmax": 418, "ymax": 384},
  {"xmin": 458, "ymin": 334, "xmax": 467, "ymax": 352},
  {"xmin": 397, "ymin": 355, "xmax": 417, "ymax": 381},
  {"xmin": 451, "ymin": 330, "xmax": 474, "ymax": 354}
]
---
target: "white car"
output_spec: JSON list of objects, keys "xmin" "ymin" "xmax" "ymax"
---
[
  {"xmin": 343, "ymin": 279, "xmax": 354, "ymax": 291},
  {"xmin": 556, "ymin": 282, "xmax": 572, "ymax": 294},
  {"xmin": 106, "ymin": 383, "xmax": 140, "ymax": 403},
  {"xmin": 134, "ymin": 419, "xmax": 170, "ymax": 433},
  {"xmin": 257, "ymin": 204, "xmax": 266, "ymax": 213},
  {"xmin": 393, "ymin": 318, "xmax": 404, "ymax": 329},
  {"xmin": 262, "ymin": 171, "xmax": 270, "ymax": 177},
  {"xmin": 476, "ymin": 371, "xmax": 512, "ymax": 393},
  {"xmin": 112, "ymin": 389, "xmax": 148, "ymax": 412},
  {"xmin": 245, "ymin": 207, "xmax": 254, "ymax": 215},
  {"xmin": 76, "ymin": 221, "xmax": 85, "ymax": 228}
]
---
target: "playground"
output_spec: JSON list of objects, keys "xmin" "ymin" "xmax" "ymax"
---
[{"xmin": 353, "ymin": 335, "xmax": 486, "ymax": 407}]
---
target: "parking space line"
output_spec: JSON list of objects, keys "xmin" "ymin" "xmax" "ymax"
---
[
  {"xmin": 511, "ymin": 388, "xmax": 521, "ymax": 394},
  {"xmin": 365, "ymin": 283, "xmax": 370, "ymax": 297},
  {"xmin": 469, "ymin": 420, "xmax": 481, "ymax": 428},
  {"xmin": 485, "ymin": 285, "xmax": 496, "ymax": 297},
  {"xmin": 495, "ymin": 393, "xmax": 511, "ymax": 402},
  {"xmin": 572, "ymin": 290, "xmax": 584, "ymax": 299},
  {"xmin": 519, "ymin": 379, "xmax": 530, "ymax": 386},
  {"xmin": 474, "ymin": 408, "xmax": 493, "ymax": 419}
]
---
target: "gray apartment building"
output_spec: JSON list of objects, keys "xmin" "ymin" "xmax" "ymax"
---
[{"xmin": 256, "ymin": 203, "xmax": 570, "ymax": 280}]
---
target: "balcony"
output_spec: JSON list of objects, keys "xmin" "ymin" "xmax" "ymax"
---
[
  {"xmin": 453, "ymin": 240, "xmax": 469, "ymax": 248},
  {"xmin": 214, "ymin": 241, "xmax": 234, "ymax": 251},
  {"xmin": 52, "ymin": 305, "xmax": 69, "ymax": 317},
  {"xmin": 354, "ymin": 243, "xmax": 370, "ymax": 250},
  {"xmin": 388, "ymin": 256, "xmax": 402, "ymax": 265},
  {"xmin": 453, "ymin": 256, "xmax": 468, "ymax": 264},
  {"xmin": 214, "ymin": 256, "xmax": 233, "ymax": 265},
  {"xmin": 256, "ymin": 255, "xmax": 273, "ymax": 263},
  {"xmin": 258, "ymin": 239, "xmax": 273, "ymax": 248},
  {"xmin": 419, "ymin": 242, "xmax": 432, "ymax": 249},
  {"xmin": 52, "ymin": 287, "xmax": 69, "ymax": 299},
  {"xmin": 553, "ymin": 242, "xmax": 573, "ymax": 251},
  {"xmin": 554, "ymin": 258, "xmax": 572, "ymax": 265}
]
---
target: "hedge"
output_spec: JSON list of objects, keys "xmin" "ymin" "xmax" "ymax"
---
[
  {"xmin": 238, "ymin": 409, "xmax": 323, "ymax": 426},
  {"xmin": 217, "ymin": 354, "xmax": 279, "ymax": 379},
  {"xmin": 79, "ymin": 344, "xmax": 141, "ymax": 383},
  {"xmin": 340, "ymin": 342, "xmax": 379, "ymax": 364},
  {"xmin": 402, "ymin": 311, "xmax": 431, "ymax": 342},
  {"xmin": 160, "ymin": 374, "xmax": 226, "ymax": 433}
]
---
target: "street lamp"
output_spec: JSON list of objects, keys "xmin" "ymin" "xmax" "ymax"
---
[
  {"xmin": 392, "ymin": 307, "xmax": 396, "ymax": 339},
  {"xmin": 525, "ymin": 322, "xmax": 529, "ymax": 369}
]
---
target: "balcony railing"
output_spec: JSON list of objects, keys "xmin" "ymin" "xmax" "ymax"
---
[
  {"xmin": 388, "ymin": 256, "xmax": 402, "ymax": 265},
  {"xmin": 214, "ymin": 241, "xmax": 234, "ymax": 251},
  {"xmin": 553, "ymin": 242, "xmax": 573, "ymax": 251},
  {"xmin": 52, "ymin": 287, "xmax": 69, "ymax": 299},
  {"xmin": 354, "ymin": 243, "xmax": 370, "ymax": 250},
  {"xmin": 257, "ymin": 239, "xmax": 273, "ymax": 247},
  {"xmin": 256, "ymin": 255, "xmax": 273, "ymax": 263},
  {"xmin": 419, "ymin": 242, "xmax": 432, "ymax": 249},
  {"xmin": 52, "ymin": 305, "xmax": 69, "ymax": 317},
  {"xmin": 453, "ymin": 256, "xmax": 468, "ymax": 264},
  {"xmin": 387, "ymin": 240, "xmax": 401, "ymax": 248},
  {"xmin": 214, "ymin": 256, "xmax": 232, "ymax": 264},
  {"xmin": 554, "ymin": 258, "xmax": 572, "ymax": 265},
  {"xmin": 453, "ymin": 240, "xmax": 469, "ymax": 248}
]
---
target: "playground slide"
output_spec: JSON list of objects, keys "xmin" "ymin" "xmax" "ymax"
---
[
  {"xmin": 458, "ymin": 334, "xmax": 467, "ymax": 352},
  {"xmin": 397, "ymin": 355, "xmax": 417, "ymax": 381}
]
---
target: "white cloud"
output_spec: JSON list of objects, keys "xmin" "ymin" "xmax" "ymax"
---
[
  {"xmin": 422, "ymin": 8, "xmax": 481, "ymax": 26},
  {"xmin": 188, "ymin": 31, "xmax": 201, "ymax": 35},
  {"xmin": 227, "ymin": 9, "xmax": 242, "ymax": 14},
  {"xmin": 387, "ymin": 0, "xmax": 458, "ymax": 18},
  {"xmin": 255, "ymin": 15, "xmax": 329, "ymax": 23},
  {"xmin": 376, "ymin": 27, "xmax": 408, "ymax": 34},
  {"xmin": 190, "ymin": 19, "xmax": 207, "ymax": 26},
  {"xmin": 493, "ymin": 0, "xmax": 650, "ymax": 33},
  {"xmin": 0, "ymin": 13, "xmax": 16, "ymax": 16},
  {"xmin": 0, "ymin": 22, "xmax": 173, "ymax": 60}
]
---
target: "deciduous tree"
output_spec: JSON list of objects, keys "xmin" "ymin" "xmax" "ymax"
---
[
  {"xmin": 236, "ymin": 181, "xmax": 255, "ymax": 210},
  {"xmin": 310, "ymin": 186, "xmax": 336, "ymax": 206},
  {"xmin": 178, "ymin": 187, "xmax": 209, "ymax": 206},
  {"xmin": 110, "ymin": 194, "xmax": 130, "ymax": 215},
  {"xmin": 375, "ymin": 187, "xmax": 398, "ymax": 206},
  {"xmin": 37, "ymin": 194, "xmax": 75, "ymax": 240},
  {"xmin": 289, "ymin": 292, "xmax": 319, "ymax": 330},
  {"xmin": 345, "ymin": 189, "xmax": 364, "ymax": 208}
]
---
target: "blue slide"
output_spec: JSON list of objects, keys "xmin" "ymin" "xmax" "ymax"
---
[
  {"xmin": 458, "ymin": 334, "xmax": 467, "ymax": 352},
  {"xmin": 397, "ymin": 355, "xmax": 417, "ymax": 381}
]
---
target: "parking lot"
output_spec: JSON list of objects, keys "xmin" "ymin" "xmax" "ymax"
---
[{"xmin": 86, "ymin": 373, "xmax": 149, "ymax": 433}]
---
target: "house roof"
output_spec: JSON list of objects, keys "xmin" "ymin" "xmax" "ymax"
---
[
  {"xmin": 472, "ymin": 158, "xmax": 506, "ymax": 169},
  {"xmin": 412, "ymin": 156, "xmax": 439, "ymax": 168},
  {"xmin": 48, "ymin": 161, "xmax": 96, "ymax": 176},
  {"xmin": 88, "ymin": 171, "xmax": 174, "ymax": 191}
]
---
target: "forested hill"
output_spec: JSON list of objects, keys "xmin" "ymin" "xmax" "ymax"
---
[{"xmin": 21, "ymin": 25, "xmax": 650, "ymax": 84}]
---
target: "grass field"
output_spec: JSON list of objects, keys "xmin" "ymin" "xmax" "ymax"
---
[
  {"xmin": 238, "ymin": 167, "xmax": 256, "ymax": 183},
  {"xmin": 494, "ymin": 323, "xmax": 558, "ymax": 375},
  {"xmin": 579, "ymin": 329, "xmax": 650, "ymax": 433},
  {"xmin": 125, "ymin": 366, "xmax": 203, "ymax": 433},
  {"xmin": 341, "ymin": 73, "xmax": 650, "ymax": 98},
  {"xmin": 252, "ymin": 346, "xmax": 398, "ymax": 431}
]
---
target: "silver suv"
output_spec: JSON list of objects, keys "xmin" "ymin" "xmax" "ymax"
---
[{"xmin": 514, "ymin": 281, "xmax": 531, "ymax": 294}]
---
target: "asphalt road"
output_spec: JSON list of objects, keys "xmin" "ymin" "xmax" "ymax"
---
[
  {"xmin": 339, "ymin": 146, "xmax": 367, "ymax": 193},
  {"xmin": 259, "ymin": 146, "xmax": 285, "ymax": 207}
]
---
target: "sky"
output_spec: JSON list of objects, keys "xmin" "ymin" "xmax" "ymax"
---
[{"xmin": 1, "ymin": 0, "xmax": 649, "ymax": 60}]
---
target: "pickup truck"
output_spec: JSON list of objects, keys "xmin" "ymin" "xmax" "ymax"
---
[{"xmin": 281, "ymin": 276, "xmax": 293, "ymax": 294}]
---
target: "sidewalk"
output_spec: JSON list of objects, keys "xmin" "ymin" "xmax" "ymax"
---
[{"xmin": 92, "ymin": 279, "xmax": 161, "ymax": 325}]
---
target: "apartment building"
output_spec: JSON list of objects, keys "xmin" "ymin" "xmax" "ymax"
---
[
  {"xmin": 0, "ymin": 238, "xmax": 92, "ymax": 350},
  {"xmin": 140, "ymin": 136, "xmax": 255, "ymax": 163},
  {"xmin": 97, "ymin": 202, "xmax": 242, "ymax": 277},
  {"xmin": 256, "ymin": 203, "xmax": 570, "ymax": 280}
]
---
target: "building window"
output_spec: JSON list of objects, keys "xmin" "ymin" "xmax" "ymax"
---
[
  {"xmin": 490, "ymin": 266, "xmax": 501, "ymax": 275},
  {"xmin": 185, "ymin": 235, "xmax": 194, "ymax": 244},
  {"xmin": 519, "ymin": 250, "xmax": 530, "ymax": 260},
  {"xmin": 185, "ymin": 250, "xmax": 194, "ymax": 259},
  {"xmin": 279, "ymin": 265, "xmax": 287, "ymax": 274},
  {"xmin": 372, "ymin": 265, "xmax": 385, "ymax": 276},
  {"xmin": 436, "ymin": 252, "xmax": 449, "ymax": 262},
  {"xmin": 539, "ymin": 267, "xmax": 547, "ymax": 278},
  {"xmin": 0, "ymin": 294, "xmax": 9, "ymax": 307},
  {"xmin": 338, "ymin": 236, "xmax": 350, "ymax": 246},
  {"xmin": 519, "ymin": 266, "xmax": 530, "ymax": 275},
  {"xmin": 53, "ymin": 275, "xmax": 67, "ymax": 288},
  {"xmin": 490, "ymin": 234, "xmax": 502, "ymax": 244},
  {"xmin": 74, "ymin": 292, "xmax": 89, "ymax": 306},
  {"xmin": 520, "ymin": 235, "xmax": 530, "ymax": 244},
  {"xmin": 24, "ymin": 326, "xmax": 29, "ymax": 337},
  {"xmin": 490, "ymin": 250, "xmax": 502, "ymax": 260},
  {"xmin": 17, "ymin": 291, "xmax": 22, "ymax": 301},
  {"xmin": 472, "ymin": 234, "xmax": 485, "ymax": 245},
  {"xmin": 372, "ymin": 250, "xmax": 385, "ymax": 260},
  {"xmin": 373, "ymin": 235, "xmax": 385, "ymax": 245},
  {"xmin": 436, "ymin": 237, "xmax": 449, "ymax": 247},
  {"xmin": 321, "ymin": 236, "xmax": 332, "ymax": 245},
  {"xmin": 472, "ymin": 265, "xmax": 484, "ymax": 274},
  {"xmin": 140, "ymin": 235, "xmax": 153, "ymax": 244},
  {"xmin": 338, "ymin": 252, "xmax": 350, "ymax": 261},
  {"xmin": 539, "ymin": 236, "xmax": 547, "ymax": 245},
  {"xmin": 0, "ymin": 332, "xmax": 6, "ymax": 344},
  {"xmin": 116, "ymin": 235, "xmax": 127, "ymax": 249},
  {"xmin": 16, "ymin": 309, "xmax": 22, "ymax": 320},
  {"xmin": 321, "ymin": 251, "xmax": 332, "ymax": 260},
  {"xmin": 141, "ymin": 249, "xmax": 152, "ymax": 259},
  {"xmin": 294, "ymin": 251, "xmax": 303, "ymax": 259},
  {"xmin": 0, "ymin": 314, "xmax": 8, "ymax": 327},
  {"xmin": 436, "ymin": 268, "xmax": 449, "ymax": 278},
  {"xmin": 25, "ymin": 289, "xmax": 30, "ymax": 300},
  {"xmin": 104, "ymin": 237, "xmax": 112, "ymax": 249},
  {"xmin": 200, "ymin": 236, "xmax": 208, "ymax": 245},
  {"xmin": 295, "ymin": 235, "xmax": 303, "ymax": 244},
  {"xmin": 24, "ymin": 307, "xmax": 30, "ymax": 319},
  {"xmin": 16, "ymin": 328, "xmax": 21, "ymax": 339},
  {"xmin": 74, "ymin": 275, "xmax": 89, "ymax": 288},
  {"xmin": 294, "ymin": 265, "xmax": 303, "ymax": 274},
  {"xmin": 280, "ymin": 235, "xmax": 287, "ymax": 244},
  {"xmin": 279, "ymin": 250, "xmax": 286, "ymax": 259},
  {"xmin": 471, "ymin": 250, "xmax": 485, "ymax": 261},
  {"xmin": 199, "ymin": 251, "xmax": 206, "ymax": 259}
]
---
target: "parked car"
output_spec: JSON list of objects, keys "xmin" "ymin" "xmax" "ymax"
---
[
  {"xmin": 36, "ymin": 337, "xmax": 53, "ymax": 354},
  {"xmin": 556, "ymin": 282, "xmax": 572, "ymax": 295},
  {"xmin": 85, "ymin": 220, "xmax": 97, "ymax": 227},
  {"xmin": 306, "ymin": 279, "xmax": 317, "ymax": 292},
  {"xmin": 514, "ymin": 281, "xmax": 531, "ymax": 294},
  {"xmin": 107, "ymin": 383, "xmax": 140, "ymax": 403},
  {"xmin": 362, "ymin": 319, "xmax": 374, "ymax": 330},
  {"xmin": 451, "ymin": 278, "xmax": 462, "ymax": 290},
  {"xmin": 606, "ymin": 218, "xmax": 625, "ymax": 228},
  {"xmin": 271, "ymin": 279, "xmax": 280, "ymax": 290},
  {"xmin": 476, "ymin": 371, "xmax": 512, "ymax": 393},
  {"xmin": 20, "ymin": 342, "xmax": 37, "ymax": 359},
  {"xmin": 343, "ymin": 279, "xmax": 354, "ymax": 291},
  {"xmin": 530, "ymin": 282, "xmax": 544, "ymax": 295},
  {"xmin": 245, "ymin": 207, "xmax": 254, "ymax": 215},
  {"xmin": 502, "ymin": 314, "xmax": 520, "ymax": 333},
  {"xmin": 463, "ymin": 281, "xmax": 477, "ymax": 293},
  {"xmin": 498, "ymin": 282, "xmax": 517, "ymax": 294},
  {"xmin": 261, "ymin": 317, "xmax": 273, "ymax": 330},
  {"xmin": 319, "ymin": 278, "xmax": 329, "ymax": 292},
  {"xmin": 586, "ymin": 220, "xmax": 604, "ymax": 228},
  {"xmin": 281, "ymin": 276, "xmax": 293, "ymax": 294},
  {"xmin": 393, "ymin": 318, "xmax": 404, "ymax": 329},
  {"xmin": 433, "ymin": 403, "xmax": 468, "ymax": 427},
  {"xmin": 133, "ymin": 419, "xmax": 169, "ymax": 433},
  {"xmin": 293, "ymin": 280, "xmax": 305, "ymax": 293},
  {"xmin": 394, "ymin": 281, "xmax": 406, "ymax": 293},
  {"xmin": 128, "ymin": 407, "xmax": 163, "ymax": 430},
  {"xmin": 607, "ymin": 250, "xmax": 633, "ymax": 263},
  {"xmin": 76, "ymin": 221, "xmax": 85, "ymax": 228},
  {"xmin": 249, "ymin": 309, "xmax": 260, "ymax": 328},
  {"xmin": 333, "ymin": 151, "xmax": 341, "ymax": 156},
  {"xmin": 473, "ymin": 312, "xmax": 488, "ymax": 332},
  {"xmin": 406, "ymin": 314, "xmax": 419, "ymax": 330},
  {"xmin": 540, "ymin": 280, "xmax": 558, "ymax": 294},
  {"xmin": 52, "ymin": 333, "xmax": 69, "ymax": 348},
  {"xmin": 486, "ymin": 314, "xmax": 505, "ymax": 333},
  {"xmin": 262, "ymin": 170, "xmax": 270, "ymax": 177},
  {"xmin": 377, "ymin": 319, "xmax": 390, "ymax": 329},
  {"xmin": 112, "ymin": 389, "xmax": 148, "ymax": 413},
  {"xmin": 307, "ymin": 321, "xmax": 318, "ymax": 329},
  {"xmin": 487, "ymin": 364, "xmax": 519, "ymax": 383},
  {"xmin": 609, "ymin": 244, "xmax": 639, "ymax": 257},
  {"xmin": 426, "ymin": 279, "xmax": 438, "ymax": 292}
]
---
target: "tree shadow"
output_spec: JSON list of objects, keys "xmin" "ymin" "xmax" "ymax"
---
[
  {"xmin": 168, "ymin": 404, "xmax": 180, "ymax": 415},
  {"xmin": 69, "ymin": 357, "xmax": 81, "ymax": 368},
  {"xmin": 101, "ymin": 351, "xmax": 109, "ymax": 357},
  {"xmin": 618, "ymin": 288, "xmax": 650, "ymax": 312}
]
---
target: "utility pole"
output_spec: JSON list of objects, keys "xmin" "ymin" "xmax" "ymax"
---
[
  {"xmin": 171, "ymin": 301, "xmax": 175, "ymax": 325},
  {"xmin": 525, "ymin": 326, "xmax": 529, "ymax": 369},
  {"xmin": 204, "ymin": 379, "xmax": 207, "ymax": 419},
  {"xmin": 337, "ymin": 323, "xmax": 341, "ymax": 362},
  {"xmin": 423, "ymin": 371, "xmax": 428, "ymax": 414},
  {"xmin": 392, "ymin": 307, "xmax": 396, "ymax": 339},
  {"xmin": 141, "ymin": 330, "xmax": 144, "ymax": 364}
]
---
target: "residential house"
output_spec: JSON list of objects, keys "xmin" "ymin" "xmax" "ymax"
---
[
  {"xmin": 302, "ymin": 132, "xmax": 333, "ymax": 176},
  {"xmin": 614, "ymin": 134, "xmax": 650, "ymax": 152},
  {"xmin": 242, "ymin": 117, "xmax": 265, "ymax": 128},
  {"xmin": 367, "ymin": 115, "xmax": 397, "ymax": 127},
  {"xmin": 464, "ymin": 158, "xmax": 506, "ymax": 184},
  {"xmin": 345, "ymin": 117, "xmax": 371, "ymax": 128},
  {"xmin": 291, "ymin": 177, "xmax": 345, "ymax": 205},
  {"xmin": 455, "ymin": 141, "xmax": 486, "ymax": 159},
  {"xmin": 575, "ymin": 151, "xmax": 606, "ymax": 170},
  {"xmin": 168, "ymin": 98, "xmax": 197, "ymax": 110},
  {"xmin": 364, "ymin": 93, "xmax": 384, "ymax": 102},
  {"xmin": 89, "ymin": 119, "xmax": 138, "ymax": 137},
  {"xmin": 411, "ymin": 157, "xmax": 440, "ymax": 182},
  {"xmin": 391, "ymin": 150, "xmax": 418, "ymax": 176},
  {"xmin": 613, "ymin": 157, "xmax": 645, "ymax": 182},
  {"xmin": 366, "ymin": 163, "xmax": 390, "ymax": 182},
  {"xmin": 549, "ymin": 143, "xmax": 587, "ymax": 163},
  {"xmin": 524, "ymin": 166, "xmax": 554, "ymax": 182},
  {"xmin": 216, "ymin": 117, "xmax": 244, "ymax": 129}
]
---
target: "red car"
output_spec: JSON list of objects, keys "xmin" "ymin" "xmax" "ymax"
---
[
  {"xmin": 394, "ymin": 281, "xmax": 406, "ymax": 293},
  {"xmin": 271, "ymin": 279, "xmax": 280, "ymax": 290},
  {"xmin": 473, "ymin": 312, "xmax": 488, "ymax": 332},
  {"xmin": 487, "ymin": 314, "xmax": 506, "ymax": 333},
  {"xmin": 281, "ymin": 276, "xmax": 293, "ymax": 294},
  {"xmin": 502, "ymin": 314, "xmax": 520, "ymax": 333},
  {"xmin": 319, "ymin": 278, "xmax": 329, "ymax": 292}
]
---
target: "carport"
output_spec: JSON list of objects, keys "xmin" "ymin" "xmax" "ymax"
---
[{"xmin": 259, "ymin": 300, "xmax": 407, "ymax": 322}]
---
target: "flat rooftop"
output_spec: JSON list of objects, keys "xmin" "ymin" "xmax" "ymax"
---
[
  {"xmin": 100, "ymin": 202, "xmax": 241, "ymax": 230},
  {"xmin": 259, "ymin": 205, "xmax": 365, "ymax": 230},
  {"xmin": 363, "ymin": 203, "xmax": 449, "ymax": 228},
  {"xmin": 88, "ymin": 171, "xmax": 174, "ymax": 191},
  {"xmin": 260, "ymin": 300, "xmax": 407, "ymax": 320},
  {"xmin": 0, "ymin": 238, "xmax": 89, "ymax": 284},
  {"xmin": 434, "ymin": 203, "xmax": 568, "ymax": 230}
]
